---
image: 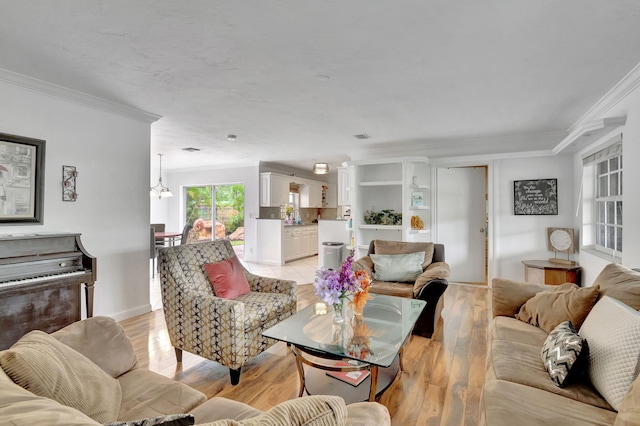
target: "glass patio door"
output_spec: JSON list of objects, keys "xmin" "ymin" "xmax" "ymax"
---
[{"xmin": 184, "ymin": 184, "xmax": 245, "ymax": 255}]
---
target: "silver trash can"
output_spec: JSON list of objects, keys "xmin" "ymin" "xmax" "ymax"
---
[{"xmin": 322, "ymin": 242, "xmax": 344, "ymax": 270}]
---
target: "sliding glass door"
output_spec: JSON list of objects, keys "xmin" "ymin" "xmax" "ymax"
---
[{"xmin": 184, "ymin": 184, "xmax": 245, "ymax": 255}]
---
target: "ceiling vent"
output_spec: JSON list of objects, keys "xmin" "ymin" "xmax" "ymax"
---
[
  {"xmin": 354, "ymin": 134, "xmax": 370, "ymax": 140},
  {"xmin": 182, "ymin": 147, "xmax": 201, "ymax": 152}
]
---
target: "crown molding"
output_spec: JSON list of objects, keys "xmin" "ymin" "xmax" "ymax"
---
[
  {"xmin": 568, "ymin": 62, "xmax": 640, "ymax": 130},
  {"xmin": 356, "ymin": 130, "xmax": 565, "ymax": 160},
  {"xmin": 0, "ymin": 68, "xmax": 161, "ymax": 124},
  {"xmin": 553, "ymin": 117, "xmax": 626, "ymax": 155},
  {"xmin": 431, "ymin": 149, "xmax": 556, "ymax": 167}
]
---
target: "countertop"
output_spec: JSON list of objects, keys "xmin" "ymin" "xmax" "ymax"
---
[{"xmin": 284, "ymin": 222, "xmax": 318, "ymax": 227}]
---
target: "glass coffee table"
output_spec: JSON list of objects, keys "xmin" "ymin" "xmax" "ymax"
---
[{"xmin": 263, "ymin": 294, "xmax": 426, "ymax": 403}]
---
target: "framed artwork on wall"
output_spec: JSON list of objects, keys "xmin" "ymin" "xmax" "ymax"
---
[
  {"xmin": 411, "ymin": 191, "xmax": 424, "ymax": 207},
  {"xmin": 0, "ymin": 132, "xmax": 46, "ymax": 224},
  {"xmin": 514, "ymin": 178, "xmax": 558, "ymax": 215}
]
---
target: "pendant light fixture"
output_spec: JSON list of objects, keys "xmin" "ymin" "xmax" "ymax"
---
[
  {"xmin": 150, "ymin": 153, "xmax": 173, "ymax": 199},
  {"xmin": 313, "ymin": 162, "xmax": 329, "ymax": 175}
]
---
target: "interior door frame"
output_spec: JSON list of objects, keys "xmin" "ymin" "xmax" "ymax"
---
[{"xmin": 432, "ymin": 159, "xmax": 495, "ymax": 286}]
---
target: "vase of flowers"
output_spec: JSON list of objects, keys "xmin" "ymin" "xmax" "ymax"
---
[
  {"xmin": 313, "ymin": 251, "xmax": 371, "ymax": 324},
  {"xmin": 332, "ymin": 301, "xmax": 345, "ymax": 324}
]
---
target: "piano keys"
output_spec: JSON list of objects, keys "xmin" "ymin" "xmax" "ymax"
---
[{"xmin": 0, "ymin": 233, "xmax": 96, "ymax": 349}]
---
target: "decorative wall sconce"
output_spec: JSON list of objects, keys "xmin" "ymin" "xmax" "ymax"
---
[{"xmin": 62, "ymin": 165, "xmax": 78, "ymax": 201}]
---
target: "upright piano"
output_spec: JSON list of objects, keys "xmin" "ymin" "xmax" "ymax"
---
[{"xmin": 0, "ymin": 233, "xmax": 96, "ymax": 349}]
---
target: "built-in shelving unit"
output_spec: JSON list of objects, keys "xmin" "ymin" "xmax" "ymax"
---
[{"xmin": 350, "ymin": 158, "xmax": 433, "ymax": 256}]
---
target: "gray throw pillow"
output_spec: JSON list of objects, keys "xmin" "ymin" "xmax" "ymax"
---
[
  {"xmin": 541, "ymin": 321, "xmax": 587, "ymax": 387},
  {"xmin": 370, "ymin": 251, "xmax": 424, "ymax": 282}
]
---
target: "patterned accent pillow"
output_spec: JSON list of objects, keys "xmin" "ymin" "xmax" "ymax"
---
[
  {"xmin": 578, "ymin": 296, "xmax": 640, "ymax": 411},
  {"xmin": 541, "ymin": 321, "xmax": 587, "ymax": 387},
  {"xmin": 104, "ymin": 414, "xmax": 194, "ymax": 426},
  {"xmin": 203, "ymin": 255, "xmax": 250, "ymax": 299}
]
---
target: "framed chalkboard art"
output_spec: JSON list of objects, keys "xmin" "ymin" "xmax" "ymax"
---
[{"xmin": 514, "ymin": 178, "xmax": 558, "ymax": 215}]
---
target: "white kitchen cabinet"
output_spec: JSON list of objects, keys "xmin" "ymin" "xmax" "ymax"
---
[
  {"xmin": 337, "ymin": 167, "xmax": 353, "ymax": 206},
  {"xmin": 300, "ymin": 180, "xmax": 323, "ymax": 208},
  {"xmin": 309, "ymin": 228, "xmax": 319, "ymax": 254},
  {"xmin": 283, "ymin": 227, "xmax": 294, "ymax": 261},
  {"xmin": 283, "ymin": 225, "xmax": 318, "ymax": 262},
  {"xmin": 324, "ymin": 184, "xmax": 337, "ymax": 208},
  {"xmin": 260, "ymin": 172, "xmax": 290, "ymax": 207},
  {"xmin": 292, "ymin": 232, "xmax": 304, "ymax": 258}
]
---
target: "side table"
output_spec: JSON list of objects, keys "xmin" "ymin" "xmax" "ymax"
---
[{"xmin": 522, "ymin": 260, "xmax": 582, "ymax": 286}]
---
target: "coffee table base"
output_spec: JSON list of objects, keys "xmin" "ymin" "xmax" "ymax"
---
[{"xmin": 297, "ymin": 352, "xmax": 400, "ymax": 404}]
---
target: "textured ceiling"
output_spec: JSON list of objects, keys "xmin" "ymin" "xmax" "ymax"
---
[{"xmin": 1, "ymin": 1, "xmax": 640, "ymax": 171}]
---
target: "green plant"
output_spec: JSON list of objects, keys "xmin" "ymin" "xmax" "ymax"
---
[
  {"xmin": 215, "ymin": 184, "xmax": 245, "ymax": 234},
  {"xmin": 185, "ymin": 186, "xmax": 213, "ymax": 226},
  {"xmin": 363, "ymin": 209, "xmax": 402, "ymax": 225}
]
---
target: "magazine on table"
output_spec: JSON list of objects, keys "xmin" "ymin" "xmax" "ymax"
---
[{"xmin": 326, "ymin": 361, "xmax": 370, "ymax": 386}]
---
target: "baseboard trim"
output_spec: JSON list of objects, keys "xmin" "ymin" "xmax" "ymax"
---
[{"xmin": 108, "ymin": 304, "xmax": 152, "ymax": 322}]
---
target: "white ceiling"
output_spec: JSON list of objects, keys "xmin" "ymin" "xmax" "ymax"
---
[{"xmin": 2, "ymin": 1, "xmax": 640, "ymax": 171}]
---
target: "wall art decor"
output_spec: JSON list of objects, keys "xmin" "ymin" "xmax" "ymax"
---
[
  {"xmin": 514, "ymin": 178, "xmax": 558, "ymax": 215},
  {"xmin": 62, "ymin": 165, "xmax": 77, "ymax": 201},
  {"xmin": 0, "ymin": 132, "xmax": 45, "ymax": 224},
  {"xmin": 411, "ymin": 191, "xmax": 424, "ymax": 207}
]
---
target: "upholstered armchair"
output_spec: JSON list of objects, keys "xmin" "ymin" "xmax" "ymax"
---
[
  {"xmin": 352, "ymin": 240, "xmax": 450, "ymax": 338},
  {"xmin": 158, "ymin": 240, "xmax": 297, "ymax": 385}
]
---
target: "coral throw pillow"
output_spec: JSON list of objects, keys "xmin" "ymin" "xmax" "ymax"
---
[{"xmin": 203, "ymin": 256, "xmax": 250, "ymax": 299}]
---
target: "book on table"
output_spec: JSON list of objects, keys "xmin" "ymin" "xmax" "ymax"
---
[{"xmin": 326, "ymin": 361, "xmax": 370, "ymax": 386}]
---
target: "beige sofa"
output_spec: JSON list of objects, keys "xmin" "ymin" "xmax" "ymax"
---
[
  {"xmin": 0, "ymin": 316, "xmax": 391, "ymax": 425},
  {"xmin": 481, "ymin": 263, "xmax": 640, "ymax": 426}
]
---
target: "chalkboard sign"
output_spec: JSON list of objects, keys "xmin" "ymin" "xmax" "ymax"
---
[{"xmin": 514, "ymin": 179, "xmax": 558, "ymax": 215}]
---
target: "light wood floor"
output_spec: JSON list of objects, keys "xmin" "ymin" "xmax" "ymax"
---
[{"xmin": 119, "ymin": 283, "xmax": 490, "ymax": 426}]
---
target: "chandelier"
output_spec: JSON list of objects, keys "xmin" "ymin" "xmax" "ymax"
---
[{"xmin": 150, "ymin": 154, "xmax": 173, "ymax": 199}]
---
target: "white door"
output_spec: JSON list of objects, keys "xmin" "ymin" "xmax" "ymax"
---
[{"xmin": 436, "ymin": 167, "xmax": 487, "ymax": 283}]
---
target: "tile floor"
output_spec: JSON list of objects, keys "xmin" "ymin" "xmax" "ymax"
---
[{"xmin": 150, "ymin": 250, "xmax": 319, "ymax": 311}]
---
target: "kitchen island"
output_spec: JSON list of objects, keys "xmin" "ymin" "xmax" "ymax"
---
[{"xmin": 256, "ymin": 219, "xmax": 318, "ymax": 265}]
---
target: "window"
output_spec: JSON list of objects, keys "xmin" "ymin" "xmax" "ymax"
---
[
  {"xmin": 582, "ymin": 135, "xmax": 622, "ymax": 256},
  {"xmin": 595, "ymin": 155, "xmax": 622, "ymax": 252}
]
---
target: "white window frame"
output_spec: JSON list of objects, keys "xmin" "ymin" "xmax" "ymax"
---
[
  {"xmin": 594, "ymin": 154, "xmax": 622, "ymax": 255},
  {"xmin": 581, "ymin": 134, "xmax": 623, "ymax": 259}
]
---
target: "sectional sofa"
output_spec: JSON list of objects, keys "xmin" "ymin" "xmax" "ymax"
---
[{"xmin": 481, "ymin": 263, "xmax": 640, "ymax": 426}]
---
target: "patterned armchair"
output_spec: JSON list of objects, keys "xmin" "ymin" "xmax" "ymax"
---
[{"xmin": 158, "ymin": 240, "xmax": 297, "ymax": 385}]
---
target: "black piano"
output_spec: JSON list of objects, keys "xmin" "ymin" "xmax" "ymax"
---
[{"xmin": 0, "ymin": 233, "xmax": 96, "ymax": 349}]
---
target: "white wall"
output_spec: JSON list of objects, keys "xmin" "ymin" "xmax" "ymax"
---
[
  {"xmin": 492, "ymin": 154, "xmax": 574, "ymax": 281},
  {"xmin": 0, "ymin": 80, "xmax": 154, "ymax": 320},
  {"xmin": 154, "ymin": 164, "xmax": 260, "ymax": 262}
]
